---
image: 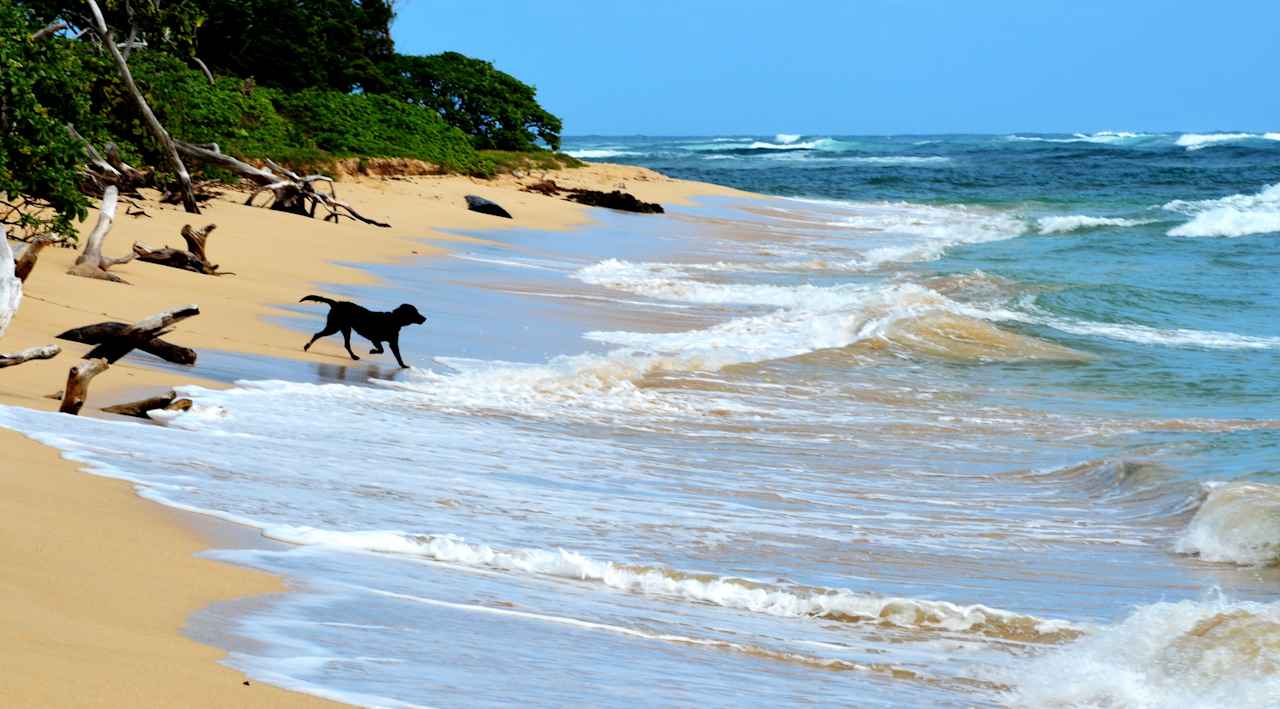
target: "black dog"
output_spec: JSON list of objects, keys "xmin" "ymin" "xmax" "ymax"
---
[{"xmin": 300, "ymin": 295, "xmax": 426, "ymax": 368}]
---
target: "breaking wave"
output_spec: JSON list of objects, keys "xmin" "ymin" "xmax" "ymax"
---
[
  {"xmin": 264, "ymin": 525, "xmax": 1082, "ymax": 644},
  {"xmin": 1175, "ymin": 482, "xmax": 1280, "ymax": 565},
  {"xmin": 1176, "ymin": 132, "xmax": 1280, "ymax": 150},
  {"xmin": 1036, "ymin": 215, "xmax": 1157, "ymax": 234},
  {"xmin": 1008, "ymin": 131, "xmax": 1153, "ymax": 145},
  {"xmin": 1009, "ymin": 595, "xmax": 1280, "ymax": 708},
  {"xmin": 565, "ymin": 148, "xmax": 641, "ymax": 159},
  {"xmin": 1164, "ymin": 183, "xmax": 1280, "ymax": 238}
]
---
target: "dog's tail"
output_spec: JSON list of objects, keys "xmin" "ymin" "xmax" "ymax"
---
[{"xmin": 299, "ymin": 294, "xmax": 337, "ymax": 307}]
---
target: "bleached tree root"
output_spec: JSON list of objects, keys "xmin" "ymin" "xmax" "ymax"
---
[
  {"xmin": 0, "ymin": 345, "xmax": 61, "ymax": 369},
  {"xmin": 59, "ymin": 358, "xmax": 109, "ymax": 415}
]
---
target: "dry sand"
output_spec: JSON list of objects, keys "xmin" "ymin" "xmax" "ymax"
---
[{"xmin": 0, "ymin": 163, "xmax": 741, "ymax": 706}]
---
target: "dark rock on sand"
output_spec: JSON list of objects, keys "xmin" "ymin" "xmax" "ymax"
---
[
  {"xmin": 564, "ymin": 189, "xmax": 664, "ymax": 214},
  {"xmin": 465, "ymin": 195, "xmax": 513, "ymax": 219}
]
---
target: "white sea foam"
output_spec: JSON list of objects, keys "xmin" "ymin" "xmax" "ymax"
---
[
  {"xmin": 999, "ymin": 307, "xmax": 1280, "ymax": 350},
  {"xmin": 565, "ymin": 148, "xmax": 639, "ymax": 159},
  {"xmin": 845, "ymin": 156, "xmax": 952, "ymax": 165},
  {"xmin": 774, "ymin": 133, "xmax": 803, "ymax": 144},
  {"xmin": 746, "ymin": 140, "xmax": 822, "ymax": 150},
  {"xmin": 1164, "ymin": 182, "xmax": 1280, "ymax": 237},
  {"xmin": 1009, "ymin": 594, "xmax": 1280, "ymax": 708},
  {"xmin": 1175, "ymin": 132, "xmax": 1280, "ymax": 150},
  {"xmin": 1036, "ymin": 215, "xmax": 1157, "ymax": 234},
  {"xmin": 1008, "ymin": 131, "xmax": 1151, "ymax": 145},
  {"xmin": 1175, "ymin": 482, "xmax": 1280, "ymax": 565},
  {"xmin": 263, "ymin": 525, "xmax": 1080, "ymax": 642},
  {"xmin": 575, "ymin": 259, "xmax": 878, "ymax": 308}
]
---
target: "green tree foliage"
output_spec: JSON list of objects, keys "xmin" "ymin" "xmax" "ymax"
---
[
  {"xmin": 195, "ymin": 0, "xmax": 394, "ymax": 92},
  {"xmin": 20, "ymin": 0, "xmax": 207, "ymax": 56},
  {"xmin": 383, "ymin": 52, "xmax": 562, "ymax": 151},
  {"xmin": 0, "ymin": 0, "xmax": 91, "ymax": 239}
]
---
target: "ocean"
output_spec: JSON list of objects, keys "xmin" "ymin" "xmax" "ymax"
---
[{"xmin": 4, "ymin": 131, "xmax": 1279, "ymax": 707}]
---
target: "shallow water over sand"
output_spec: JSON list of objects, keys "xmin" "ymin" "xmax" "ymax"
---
[{"xmin": 3, "ymin": 191, "xmax": 1278, "ymax": 707}]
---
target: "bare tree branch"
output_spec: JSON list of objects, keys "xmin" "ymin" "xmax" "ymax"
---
[
  {"xmin": 87, "ymin": 0, "xmax": 200, "ymax": 214},
  {"xmin": 30, "ymin": 21, "xmax": 68, "ymax": 41}
]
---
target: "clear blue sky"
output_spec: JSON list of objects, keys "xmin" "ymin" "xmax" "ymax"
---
[{"xmin": 391, "ymin": 0, "xmax": 1279, "ymax": 136}]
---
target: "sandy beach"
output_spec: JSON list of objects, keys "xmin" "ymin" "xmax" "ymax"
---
[{"xmin": 0, "ymin": 163, "xmax": 739, "ymax": 706}]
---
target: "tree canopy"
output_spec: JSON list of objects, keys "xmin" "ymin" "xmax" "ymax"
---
[
  {"xmin": 383, "ymin": 52, "xmax": 562, "ymax": 151},
  {"xmin": 1, "ymin": 0, "xmax": 570, "ymax": 240}
]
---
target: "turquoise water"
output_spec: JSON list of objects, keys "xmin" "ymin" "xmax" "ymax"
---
[{"xmin": 1, "ymin": 131, "xmax": 1278, "ymax": 707}]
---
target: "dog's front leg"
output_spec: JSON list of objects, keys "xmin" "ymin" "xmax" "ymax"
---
[{"xmin": 389, "ymin": 336, "xmax": 409, "ymax": 368}]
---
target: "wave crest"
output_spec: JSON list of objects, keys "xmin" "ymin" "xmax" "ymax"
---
[
  {"xmin": 265, "ymin": 525, "xmax": 1081, "ymax": 644},
  {"xmin": 1165, "ymin": 182, "xmax": 1280, "ymax": 238},
  {"xmin": 1009, "ymin": 595, "xmax": 1280, "ymax": 708},
  {"xmin": 1036, "ymin": 215, "xmax": 1157, "ymax": 234},
  {"xmin": 1175, "ymin": 482, "xmax": 1280, "ymax": 565}
]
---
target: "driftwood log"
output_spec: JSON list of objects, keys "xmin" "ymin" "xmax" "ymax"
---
[
  {"xmin": 67, "ymin": 185, "xmax": 135, "ymax": 283},
  {"xmin": 56, "ymin": 305, "xmax": 201, "ymax": 415},
  {"xmin": 57, "ymin": 322, "xmax": 196, "ymax": 365},
  {"xmin": 174, "ymin": 141, "xmax": 390, "ymax": 227},
  {"xmin": 84, "ymin": 304, "xmax": 200, "ymax": 363},
  {"xmin": 59, "ymin": 358, "xmax": 109, "ymax": 415},
  {"xmin": 133, "ymin": 224, "xmax": 230, "ymax": 275},
  {"xmin": 0, "ymin": 345, "xmax": 61, "ymax": 369},
  {"xmin": 13, "ymin": 238, "xmax": 53, "ymax": 283},
  {"xmin": 101, "ymin": 390, "xmax": 193, "ymax": 419}
]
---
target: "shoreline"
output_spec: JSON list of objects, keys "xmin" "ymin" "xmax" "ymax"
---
[{"xmin": 0, "ymin": 163, "xmax": 743, "ymax": 706}]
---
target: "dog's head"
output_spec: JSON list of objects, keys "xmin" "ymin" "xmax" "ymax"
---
[{"xmin": 393, "ymin": 303, "xmax": 427, "ymax": 326}]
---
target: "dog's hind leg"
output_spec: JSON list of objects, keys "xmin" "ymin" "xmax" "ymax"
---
[
  {"xmin": 369, "ymin": 341, "xmax": 384, "ymax": 355},
  {"xmin": 304, "ymin": 323, "xmax": 340, "ymax": 352},
  {"xmin": 340, "ymin": 326, "xmax": 360, "ymax": 360}
]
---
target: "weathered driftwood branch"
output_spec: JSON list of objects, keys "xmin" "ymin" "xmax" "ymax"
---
[
  {"xmin": 68, "ymin": 185, "xmax": 135, "ymax": 283},
  {"xmin": 0, "ymin": 345, "xmax": 61, "ymax": 369},
  {"xmin": 88, "ymin": 0, "xmax": 199, "ymax": 214},
  {"xmin": 132, "ymin": 224, "xmax": 230, "ymax": 275},
  {"xmin": 56, "ymin": 321, "xmax": 197, "ymax": 365},
  {"xmin": 59, "ymin": 358, "xmax": 109, "ymax": 415},
  {"xmin": 174, "ymin": 141, "xmax": 390, "ymax": 227},
  {"xmin": 84, "ymin": 304, "xmax": 199, "ymax": 363},
  {"xmin": 101, "ymin": 390, "xmax": 193, "ymax": 419},
  {"xmin": 13, "ymin": 238, "xmax": 53, "ymax": 282}
]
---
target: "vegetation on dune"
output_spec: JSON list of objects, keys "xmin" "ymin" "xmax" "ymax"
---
[
  {"xmin": 0, "ymin": 1, "xmax": 92, "ymax": 239},
  {"xmin": 1, "ymin": 0, "xmax": 572, "ymax": 239}
]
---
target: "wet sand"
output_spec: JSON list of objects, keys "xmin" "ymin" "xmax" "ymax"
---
[{"xmin": 0, "ymin": 163, "xmax": 740, "ymax": 706}]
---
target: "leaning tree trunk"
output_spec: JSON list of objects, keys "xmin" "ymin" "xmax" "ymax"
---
[
  {"xmin": 67, "ymin": 185, "xmax": 135, "ymax": 283},
  {"xmin": 87, "ymin": 0, "xmax": 199, "ymax": 214}
]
